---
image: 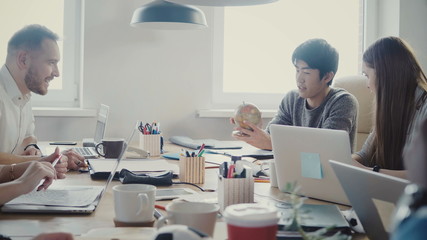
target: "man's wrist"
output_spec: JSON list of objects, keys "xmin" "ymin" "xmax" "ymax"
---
[
  {"xmin": 373, "ymin": 165, "xmax": 381, "ymax": 172},
  {"xmin": 24, "ymin": 143, "xmax": 40, "ymax": 151}
]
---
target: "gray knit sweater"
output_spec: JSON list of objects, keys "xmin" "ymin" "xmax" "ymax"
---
[{"xmin": 266, "ymin": 87, "xmax": 358, "ymax": 152}]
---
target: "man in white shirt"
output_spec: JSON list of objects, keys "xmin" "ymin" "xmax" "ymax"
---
[{"xmin": 0, "ymin": 24, "xmax": 84, "ymax": 170}]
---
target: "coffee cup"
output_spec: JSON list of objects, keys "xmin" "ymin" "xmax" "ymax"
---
[
  {"xmin": 223, "ymin": 203, "xmax": 279, "ymax": 240},
  {"xmin": 156, "ymin": 201, "xmax": 219, "ymax": 236},
  {"xmin": 113, "ymin": 184, "xmax": 156, "ymax": 227},
  {"xmin": 95, "ymin": 138, "xmax": 124, "ymax": 158}
]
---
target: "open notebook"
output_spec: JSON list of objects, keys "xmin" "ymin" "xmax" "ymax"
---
[{"xmin": 1, "ymin": 125, "xmax": 137, "ymax": 214}]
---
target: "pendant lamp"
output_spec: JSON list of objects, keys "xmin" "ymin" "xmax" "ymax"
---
[
  {"xmin": 165, "ymin": 0, "xmax": 277, "ymax": 6},
  {"xmin": 130, "ymin": 0, "xmax": 208, "ymax": 30}
]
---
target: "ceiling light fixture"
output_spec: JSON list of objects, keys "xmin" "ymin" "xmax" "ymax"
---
[
  {"xmin": 166, "ymin": 0, "xmax": 277, "ymax": 6},
  {"xmin": 130, "ymin": 0, "xmax": 208, "ymax": 30}
]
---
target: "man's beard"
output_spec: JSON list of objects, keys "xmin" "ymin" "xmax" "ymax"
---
[{"xmin": 24, "ymin": 67, "xmax": 48, "ymax": 95}]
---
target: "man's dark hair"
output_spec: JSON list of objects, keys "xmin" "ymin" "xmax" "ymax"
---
[
  {"xmin": 7, "ymin": 24, "xmax": 59, "ymax": 53},
  {"xmin": 292, "ymin": 38, "xmax": 339, "ymax": 85}
]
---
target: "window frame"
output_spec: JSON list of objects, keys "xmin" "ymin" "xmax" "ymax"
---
[
  {"xmin": 30, "ymin": 0, "xmax": 82, "ymax": 108},
  {"xmin": 211, "ymin": 1, "xmax": 365, "ymax": 110}
]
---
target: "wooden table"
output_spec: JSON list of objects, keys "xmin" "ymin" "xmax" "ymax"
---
[{"xmin": 0, "ymin": 143, "xmax": 367, "ymax": 239}]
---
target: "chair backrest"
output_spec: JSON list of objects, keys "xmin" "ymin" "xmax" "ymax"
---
[{"xmin": 333, "ymin": 75, "xmax": 374, "ymax": 152}]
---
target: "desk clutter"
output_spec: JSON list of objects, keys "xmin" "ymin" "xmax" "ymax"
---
[
  {"xmin": 138, "ymin": 121, "xmax": 162, "ymax": 157},
  {"xmin": 2, "ymin": 140, "xmax": 363, "ymax": 240},
  {"xmin": 217, "ymin": 161, "xmax": 254, "ymax": 212}
]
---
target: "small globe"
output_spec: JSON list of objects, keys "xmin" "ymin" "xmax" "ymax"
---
[{"xmin": 234, "ymin": 102, "xmax": 261, "ymax": 130}]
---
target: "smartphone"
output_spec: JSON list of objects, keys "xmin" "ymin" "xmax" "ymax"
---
[{"xmin": 49, "ymin": 141, "xmax": 77, "ymax": 145}]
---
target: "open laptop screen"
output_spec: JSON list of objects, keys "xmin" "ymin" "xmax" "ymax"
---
[{"xmin": 93, "ymin": 104, "xmax": 110, "ymax": 143}]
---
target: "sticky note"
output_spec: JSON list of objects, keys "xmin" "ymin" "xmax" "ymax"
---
[{"xmin": 300, "ymin": 152, "xmax": 323, "ymax": 179}]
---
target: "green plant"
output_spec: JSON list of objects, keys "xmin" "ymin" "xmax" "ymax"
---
[{"xmin": 282, "ymin": 182, "xmax": 350, "ymax": 240}]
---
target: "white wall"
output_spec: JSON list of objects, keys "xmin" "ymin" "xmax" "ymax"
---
[
  {"xmin": 36, "ymin": 0, "xmax": 243, "ymax": 143},
  {"xmin": 35, "ymin": 0, "xmax": 427, "ymax": 143}
]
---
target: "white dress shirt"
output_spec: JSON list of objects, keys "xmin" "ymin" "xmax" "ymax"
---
[{"xmin": 0, "ymin": 65, "xmax": 35, "ymax": 154}]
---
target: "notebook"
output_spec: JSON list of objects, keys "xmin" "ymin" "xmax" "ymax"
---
[
  {"xmin": 169, "ymin": 136, "xmax": 242, "ymax": 150},
  {"xmin": 270, "ymin": 124, "xmax": 352, "ymax": 205},
  {"xmin": 329, "ymin": 160, "xmax": 409, "ymax": 240},
  {"xmin": 276, "ymin": 203, "xmax": 351, "ymax": 237},
  {"xmin": 207, "ymin": 141, "xmax": 273, "ymax": 160},
  {"xmin": 73, "ymin": 104, "xmax": 110, "ymax": 158},
  {"xmin": 1, "ymin": 124, "xmax": 137, "ymax": 214}
]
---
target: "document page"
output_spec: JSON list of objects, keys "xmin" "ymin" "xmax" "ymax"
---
[{"xmin": 6, "ymin": 185, "xmax": 103, "ymax": 207}]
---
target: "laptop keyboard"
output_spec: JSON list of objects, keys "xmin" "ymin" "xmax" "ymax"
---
[{"xmin": 74, "ymin": 147, "xmax": 96, "ymax": 156}]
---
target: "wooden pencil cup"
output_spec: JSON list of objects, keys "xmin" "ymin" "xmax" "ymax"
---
[
  {"xmin": 179, "ymin": 156, "xmax": 205, "ymax": 184},
  {"xmin": 217, "ymin": 175, "xmax": 254, "ymax": 212},
  {"xmin": 139, "ymin": 134, "xmax": 162, "ymax": 157}
]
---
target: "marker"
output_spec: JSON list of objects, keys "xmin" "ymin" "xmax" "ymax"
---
[
  {"xmin": 197, "ymin": 143, "xmax": 206, "ymax": 155},
  {"xmin": 197, "ymin": 150, "xmax": 205, "ymax": 157}
]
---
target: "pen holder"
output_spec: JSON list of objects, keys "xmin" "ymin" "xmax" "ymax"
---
[
  {"xmin": 139, "ymin": 134, "xmax": 162, "ymax": 157},
  {"xmin": 179, "ymin": 156, "xmax": 205, "ymax": 184},
  {"xmin": 217, "ymin": 175, "xmax": 254, "ymax": 213}
]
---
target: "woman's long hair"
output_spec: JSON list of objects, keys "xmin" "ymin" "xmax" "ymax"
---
[{"xmin": 363, "ymin": 36, "xmax": 427, "ymax": 170}]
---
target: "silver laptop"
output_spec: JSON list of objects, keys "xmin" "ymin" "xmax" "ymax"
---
[
  {"xmin": 270, "ymin": 124, "xmax": 352, "ymax": 205},
  {"xmin": 1, "ymin": 125, "xmax": 137, "ymax": 214},
  {"xmin": 73, "ymin": 104, "xmax": 110, "ymax": 158},
  {"xmin": 330, "ymin": 160, "xmax": 409, "ymax": 240}
]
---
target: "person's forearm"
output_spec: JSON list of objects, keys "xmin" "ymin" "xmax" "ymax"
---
[
  {"xmin": 377, "ymin": 169, "xmax": 407, "ymax": 179},
  {"xmin": 351, "ymin": 155, "xmax": 408, "ymax": 179},
  {"xmin": 15, "ymin": 136, "xmax": 38, "ymax": 155},
  {"xmin": 0, "ymin": 152, "xmax": 38, "ymax": 165}
]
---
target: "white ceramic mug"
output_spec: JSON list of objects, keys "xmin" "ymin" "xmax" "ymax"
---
[
  {"xmin": 113, "ymin": 184, "xmax": 156, "ymax": 223},
  {"xmin": 156, "ymin": 201, "xmax": 219, "ymax": 236}
]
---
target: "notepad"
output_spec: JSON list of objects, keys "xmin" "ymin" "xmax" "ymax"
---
[{"xmin": 169, "ymin": 136, "xmax": 242, "ymax": 150}]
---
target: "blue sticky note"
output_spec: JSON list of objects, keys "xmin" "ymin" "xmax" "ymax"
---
[{"xmin": 300, "ymin": 152, "xmax": 323, "ymax": 179}]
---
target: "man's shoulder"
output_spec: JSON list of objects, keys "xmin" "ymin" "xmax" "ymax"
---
[{"xmin": 328, "ymin": 87, "xmax": 358, "ymax": 104}]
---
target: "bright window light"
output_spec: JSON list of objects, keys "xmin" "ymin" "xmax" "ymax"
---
[{"xmin": 214, "ymin": 0, "xmax": 363, "ymax": 108}]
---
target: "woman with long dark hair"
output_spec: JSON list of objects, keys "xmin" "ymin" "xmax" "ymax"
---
[{"xmin": 353, "ymin": 36, "xmax": 427, "ymax": 178}]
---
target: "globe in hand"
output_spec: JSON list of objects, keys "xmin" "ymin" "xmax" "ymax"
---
[{"xmin": 234, "ymin": 102, "xmax": 262, "ymax": 131}]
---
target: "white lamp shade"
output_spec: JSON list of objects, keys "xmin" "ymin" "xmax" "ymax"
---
[
  {"xmin": 166, "ymin": 0, "xmax": 277, "ymax": 6},
  {"xmin": 130, "ymin": 0, "xmax": 208, "ymax": 30}
]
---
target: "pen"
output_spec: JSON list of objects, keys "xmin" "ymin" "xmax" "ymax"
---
[
  {"xmin": 197, "ymin": 150, "xmax": 205, "ymax": 157},
  {"xmin": 154, "ymin": 208, "xmax": 163, "ymax": 219},
  {"xmin": 52, "ymin": 154, "xmax": 63, "ymax": 167},
  {"xmin": 220, "ymin": 162, "xmax": 228, "ymax": 178},
  {"xmin": 36, "ymin": 154, "xmax": 62, "ymax": 192},
  {"xmin": 254, "ymin": 179, "xmax": 270, "ymax": 183},
  {"xmin": 197, "ymin": 143, "xmax": 205, "ymax": 155},
  {"xmin": 155, "ymin": 204, "xmax": 166, "ymax": 211},
  {"xmin": 227, "ymin": 164, "xmax": 235, "ymax": 178}
]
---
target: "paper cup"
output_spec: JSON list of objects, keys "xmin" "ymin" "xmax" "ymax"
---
[{"xmin": 223, "ymin": 203, "xmax": 279, "ymax": 240}]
